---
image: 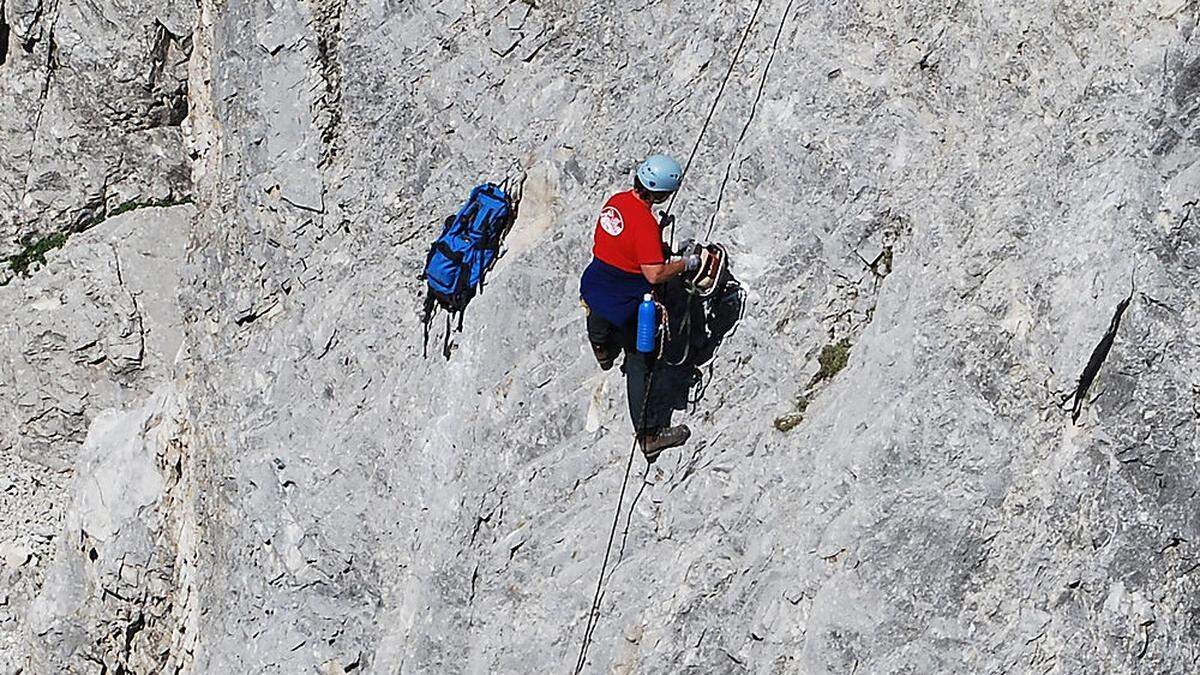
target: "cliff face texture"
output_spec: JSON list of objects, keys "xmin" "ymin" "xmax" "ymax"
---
[
  {"xmin": 0, "ymin": 0, "xmax": 194, "ymax": 268},
  {"xmin": 3, "ymin": 0, "xmax": 1200, "ymax": 672}
]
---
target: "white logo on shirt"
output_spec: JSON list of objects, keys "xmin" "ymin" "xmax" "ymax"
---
[{"xmin": 599, "ymin": 206, "xmax": 624, "ymax": 236}]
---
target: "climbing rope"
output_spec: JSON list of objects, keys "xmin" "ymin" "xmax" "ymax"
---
[
  {"xmin": 670, "ymin": 0, "xmax": 794, "ymax": 367},
  {"xmin": 574, "ymin": 368, "xmax": 656, "ymax": 674},
  {"xmin": 704, "ymin": 0, "xmax": 796, "ymax": 242},
  {"xmin": 657, "ymin": 0, "xmax": 763, "ymax": 372},
  {"xmin": 616, "ymin": 464, "xmax": 653, "ymax": 562},
  {"xmin": 666, "ymin": 0, "xmax": 765, "ymax": 248}
]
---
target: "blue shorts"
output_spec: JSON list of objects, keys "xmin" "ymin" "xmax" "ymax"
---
[{"xmin": 579, "ymin": 258, "xmax": 651, "ymax": 328}]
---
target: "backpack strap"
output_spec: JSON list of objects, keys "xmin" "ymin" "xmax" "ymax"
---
[
  {"xmin": 433, "ymin": 240, "xmax": 466, "ymax": 264},
  {"xmin": 481, "ymin": 210, "xmax": 503, "ymax": 250},
  {"xmin": 460, "ymin": 201, "xmax": 482, "ymax": 234},
  {"xmin": 421, "ymin": 291, "xmax": 436, "ymax": 358},
  {"xmin": 454, "ymin": 247, "xmax": 474, "ymax": 307}
]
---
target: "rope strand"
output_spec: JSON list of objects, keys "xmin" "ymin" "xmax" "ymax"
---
[
  {"xmin": 666, "ymin": 0, "xmax": 765, "ymax": 247},
  {"xmin": 573, "ymin": 367, "xmax": 656, "ymax": 674},
  {"xmin": 704, "ymin": 0, "xmax": 795, "ymax": 242}
]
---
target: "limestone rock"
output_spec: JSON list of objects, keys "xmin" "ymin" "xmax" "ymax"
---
[
  {"xmin": 0, "ymin": 205, "xmax": 189, "ymax": 667},
  {"xmin": 25, "ymin": 387, "xmax": 190, "ymax": 674},
  {"xmin": 0, "ymin": 0, "xmax": 195, "ymax": 266},
  {"xmin": 4, "ymin": 0, "xmax": 1200, "ymax": 672},
  {"xmin": 174, "ymin": 0, "xmax": 1200, "ymax": 671},
  {"xmin": 0, "ymin": 545, "xmax": 30, "ymax": 570}
]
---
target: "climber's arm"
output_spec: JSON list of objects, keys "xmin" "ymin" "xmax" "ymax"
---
[{"xmin": 640, "ymin": 259, "xmax": 688, "ymax": 285}]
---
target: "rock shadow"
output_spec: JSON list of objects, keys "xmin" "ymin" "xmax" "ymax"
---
[{"xmin": 654, "ymin": 265, "xmax": 746, "ymax": 418}]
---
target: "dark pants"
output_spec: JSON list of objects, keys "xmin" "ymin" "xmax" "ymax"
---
[{"xmin": 587, "ymin": 312, "xmax": 673, "ymax": 434}]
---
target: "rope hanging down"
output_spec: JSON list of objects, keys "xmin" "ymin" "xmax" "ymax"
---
[
  {"xmin": 666, "ymin": 0, "xmax": 765, "ymax": 248},
  {"xmin": 573, "ymin": 370, "xmax": 655, "ymax": 674},
  {"xmin": 576, "ymin": 460, "xmax": 651, "ymax": 666},
  {"xmin": 667, "ymin": 0, "xmax": 793, "ymax": 368},
  {"xmin": 572, "ymin": 3, "xmax": 775, "ymax": 672},
  {"xmin": 704, "ymin": 0, "xmax": 796, "ymax": 242}
]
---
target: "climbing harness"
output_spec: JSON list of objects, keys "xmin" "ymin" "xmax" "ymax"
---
[
  {"xmin": 682, "ymin": 243, "xmax": 730, "ymax": 299},
  {"xmin": 684, "ymin": 280, "xmax": 747, "ymax": 408},
  {"xmin": 662, "ymin": 242, "xmax": 731, "ymax": 367}
]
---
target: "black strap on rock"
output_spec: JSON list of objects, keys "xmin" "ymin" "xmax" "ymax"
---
[{"xmin": 1069, "ymin": 272, "xmax": 1136, "ymax": 423}]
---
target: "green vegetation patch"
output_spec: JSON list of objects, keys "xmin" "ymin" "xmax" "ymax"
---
[
  {"xmin": 81, "ymin": 196, "xmax": 193, "ymax": 229},
  {"xmin": 774, "ymin": 337, "xmax": 854, "ymax": 432},
  {"xmin": 773, "ymin": 395, "xmax": 810, "ymax": 433},
  {"xmin": 3, "ymin": 195, "xmax": 193, "ymax": 284},
  {"xmin": 814, "ymin": 338, "xmax": 852, "ymax": 384},
  {"xmin": 5, "ymin": 231, "xmax": 69, "ymax": 279},
  {"xmin": 774, "ymin": 413, "xmax": 803, "ymax": 433}
]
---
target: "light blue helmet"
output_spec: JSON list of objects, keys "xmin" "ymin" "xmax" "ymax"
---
[{"xmin": 636, "ymin": 154, "xmax": 683, "ymax": 193}]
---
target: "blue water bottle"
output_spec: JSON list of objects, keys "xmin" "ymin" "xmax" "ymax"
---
[{"xmin": 636, "ymin": 293, "xmax": 657, "ymax": 353}]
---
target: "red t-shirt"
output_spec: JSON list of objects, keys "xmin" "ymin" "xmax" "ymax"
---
[{"xmin": 591, "ymin": 191, "xmax": 665, "ymax": 274}]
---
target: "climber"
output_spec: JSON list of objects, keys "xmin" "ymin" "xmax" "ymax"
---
[{"xmin": 579, "ymin": 154, "xmax": 700, "ymax": 462}]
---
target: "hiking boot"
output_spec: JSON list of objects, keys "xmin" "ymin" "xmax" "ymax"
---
[
  {"xmin": 590, "ymin": 341, "xmax": 618, "ymax": 371},
  {"xmin": 638, "ymin": 425, "xmax": 691, "ymax": 463}
]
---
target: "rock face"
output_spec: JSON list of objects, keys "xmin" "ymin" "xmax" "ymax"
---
[
  {"xmin": 24, "ymin": 387, "xmax": 196, "ymax": 674},
  {"xmin": 0, "ymin": 204, "xmax": 191, "ymax": 669},
  {"xmin": 4, "ymin": 0, "xmax": 1200, "ymax": 672},
  {"xmin": 0, "ymin": 0, "xmax": 194, "ymax": 274}
]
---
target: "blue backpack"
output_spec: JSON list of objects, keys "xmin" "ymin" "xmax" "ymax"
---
[{"xmin": 421, "ymin": 182, "xmax": 518, "ymax": 357}]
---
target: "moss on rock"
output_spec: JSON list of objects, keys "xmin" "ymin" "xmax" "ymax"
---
[
  {"xmin": 5, "ymin": 232, "xmax": 69, "ymax": 280},
  {"xmin": 814, "ymin": 338, "xmax": 852, "ymax": 384}
]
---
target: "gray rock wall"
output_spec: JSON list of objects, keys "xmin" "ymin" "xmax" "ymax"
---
[
  {"xmin": 176, "ymin": 0, "xmax": 1200, "ymax": 672},
  {"xmin": 23, "ymin": 387, "xmax": 196, "ymax": 674},
  {"xmin": 0, "ymin": 0, "xmax": 194, "ymax": 273},
  {"xmin": 0, "ymin": 204, "xmax": 191, "ymax": 670},
  {"xmin": 2, "ymin": 0, "xmax": 1199, "ymax": 672}
]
